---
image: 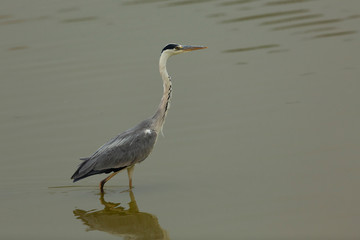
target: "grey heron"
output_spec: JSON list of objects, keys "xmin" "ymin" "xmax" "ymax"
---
[{"xmin": 71, "ymin": 43, "xmax": 207, "ymax": 192}]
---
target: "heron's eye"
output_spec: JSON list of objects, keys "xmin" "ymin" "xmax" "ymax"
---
[{"xmin": 175, "ymin": 46, "xmax": 181, "ymax": 50}]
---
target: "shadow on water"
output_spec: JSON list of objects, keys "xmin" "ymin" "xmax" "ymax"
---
[{"xmin": 73, "ymin": 190, "xmax": 169, "ymax": 240}]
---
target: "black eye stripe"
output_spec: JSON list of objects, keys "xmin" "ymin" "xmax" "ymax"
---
[{"xmin": 161, "ymin": 43, "xmax": 179, "ymax": 53}]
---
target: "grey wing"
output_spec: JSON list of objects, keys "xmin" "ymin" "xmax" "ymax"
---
[
  {"xmin": 73, "ymin": 129, "xmax": 157, "ymax": 180},
  {"xmin": 94, "ymin": 129, "xmax": 157, "ymax": 169}
]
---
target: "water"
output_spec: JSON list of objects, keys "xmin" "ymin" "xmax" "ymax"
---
[{"xmin": 1, "ymin": 0, "xmax": 359, "ymax": 239}]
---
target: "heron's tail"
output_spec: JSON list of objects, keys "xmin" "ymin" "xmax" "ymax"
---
[
  {"xmin": 71, "ymin": 158, "xmax": 127, "ymax": 182},
  {"xmin": 71, "ymin": 172, "xmax": 93, "ymax": 182},
  {"xmin": 71, "ymin": 157, "xmax": 97, "ymax": 182}
]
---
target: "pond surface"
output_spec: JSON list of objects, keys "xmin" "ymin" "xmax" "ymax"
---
[{"xmin": 1, "ymin": 0, "xmax": 360, "ymax": 239}]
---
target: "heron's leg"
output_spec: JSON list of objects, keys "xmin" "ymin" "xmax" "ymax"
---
[
  {"xmin": 99, "ymin": 171, "xmax": 120, "ymax": 193},
  {"xmin": 127, "ymin": 165, "xmax": 135, "ymax": 189}
]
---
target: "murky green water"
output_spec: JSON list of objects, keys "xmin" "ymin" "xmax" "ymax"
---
[{"xmin": 1, "ymin": 0, "xmax": 359, "ymax": 239}]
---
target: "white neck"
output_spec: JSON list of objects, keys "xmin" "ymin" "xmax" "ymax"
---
[{"xmin": 151, "ymin": 51, "xmax": 173, "ymax": 133}]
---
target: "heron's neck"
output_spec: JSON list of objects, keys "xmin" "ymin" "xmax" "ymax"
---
[{"xmin": 151, "ymin": 53, "xmax": 172, "ymax": 133}]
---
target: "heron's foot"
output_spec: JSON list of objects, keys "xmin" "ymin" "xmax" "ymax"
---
[
  {"xmin": 99, "ymin": 181, "xmax": 106, "ymax": 193},
  {"xmin": 99, "ymin": 171, "xmax": 120, "ymax": 193}
]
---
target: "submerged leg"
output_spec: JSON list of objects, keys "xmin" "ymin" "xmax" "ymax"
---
[
  {"xmin": 127, "ymin": 165, "xmax": 135, "ymax": 189},
  {"xmin": 99, "ymin": 171, "xmax": 120, "ymax": 193}
]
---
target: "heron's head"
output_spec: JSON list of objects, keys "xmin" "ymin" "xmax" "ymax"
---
[{"xmin": 161, "ymin": 43, "xmax": 207, "ymax": 57}]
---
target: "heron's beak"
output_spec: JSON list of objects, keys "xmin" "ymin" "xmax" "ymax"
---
[{"xmin": 182, "ymin": 45, "xmax": 207, "ymax": 52}]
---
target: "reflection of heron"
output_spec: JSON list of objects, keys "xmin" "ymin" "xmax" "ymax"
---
[
  {"xmin": 71, "ymin": 44, "xmax": 207, "ymax": 192},
  {"xmin": 73, "ymin": 191, "xmax": 169, "ymax": 240}
]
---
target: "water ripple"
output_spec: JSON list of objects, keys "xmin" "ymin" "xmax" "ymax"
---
[
  {"xmin": 8, "ymin": 46, "xmax": 29, "ymax": 51},
  {"xmin": 272, "ymin": 18, "xmax": 342, "ymax": 30},
  {"xmin": 261, "ymin": 13, "xmax": 322, "ymax": 25},
  {"xmin": 164, "ymin": 0, "xmax": 213, "ymax": 7},
  {"xmin": 223, "ymin": 44, "xmax": 280, "ymax": 53},
  {"xmin": 0, "ymin": 16, "xmax": 49, "ymax": 25},
  {"xmin": 221, "ymin": 9, "xmax": 308, "ymax": 23},
  {"xmin": 265, "ymin": 0, "xmax": 313, "ymax": 6},
  {"xmin": 123, "ymin": 0, "xmax": 167, "ymax": 5},
  {"xmin": 61, "ymin": 17, "xmax": 98, "ymax": 23},
  {"xmin": 313, "ymin": 30, "xmax": 357, "ymax": 39},
  {"xmin": 0, "ymin": 15, "xmax": 12, "ymax": 20},
  {"xmin": 219, "ymin": 0, "xmax": 255, "ymax": 6}
]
